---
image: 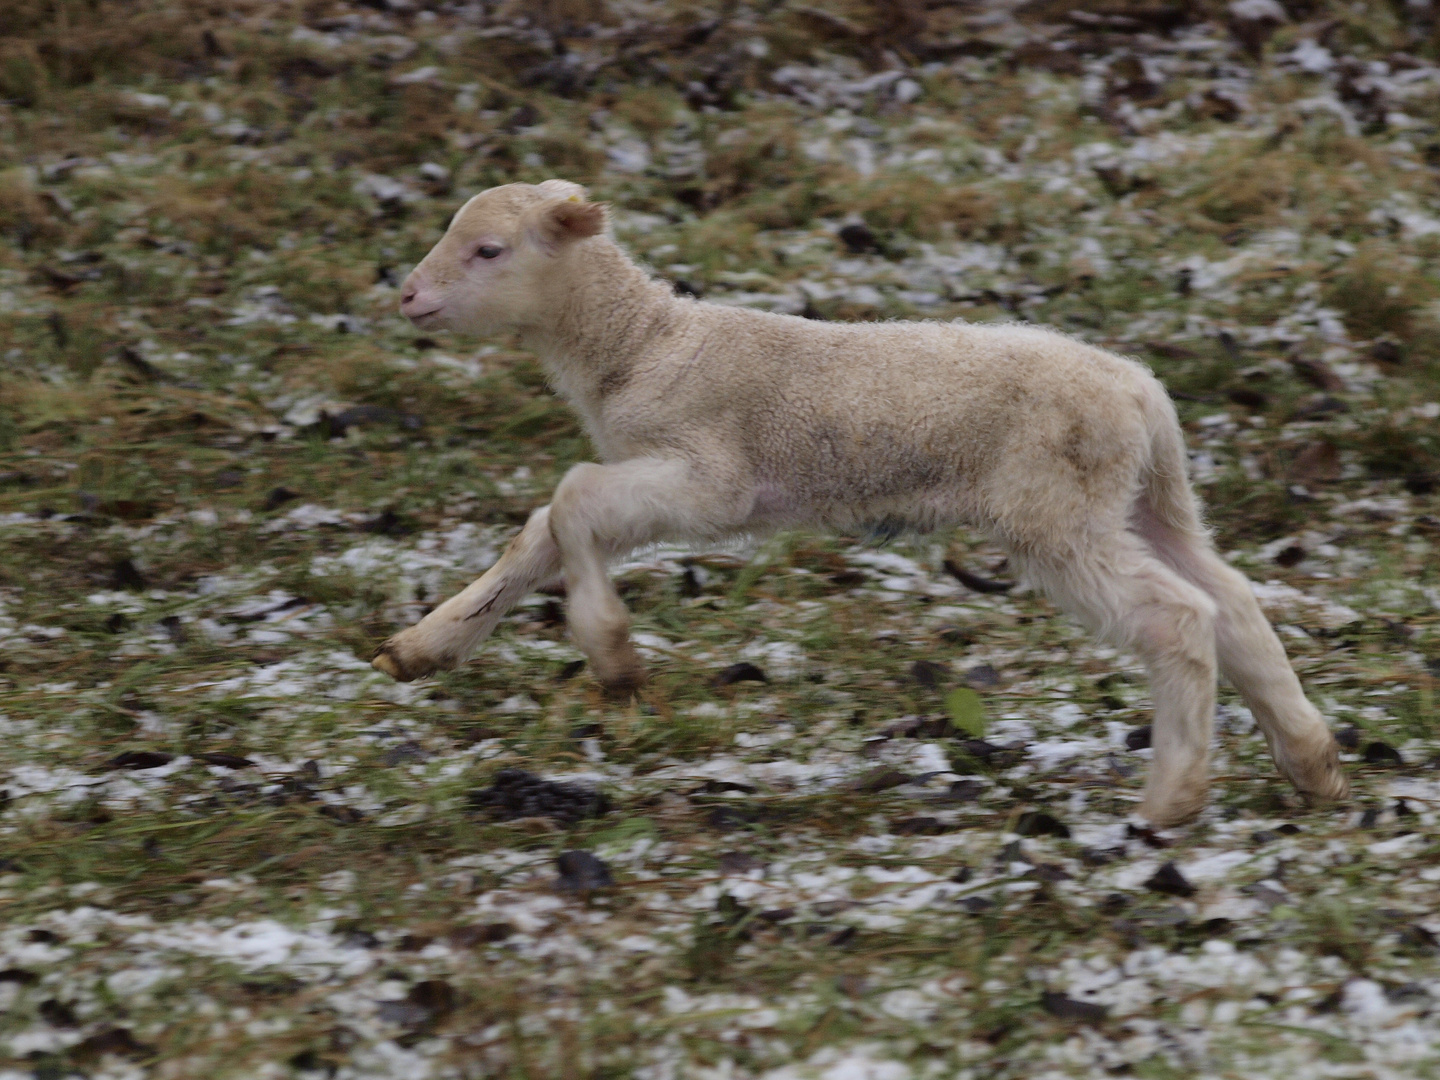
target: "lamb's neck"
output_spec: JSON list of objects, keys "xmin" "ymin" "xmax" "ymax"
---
[{"xmin": 519, "ymin": 241, "xmax": 683, "ymax": 413}]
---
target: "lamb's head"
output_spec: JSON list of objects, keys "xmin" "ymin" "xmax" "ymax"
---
[{"xmin": 400, "ymin": 179, "xmax": 608, "ymax": 333}]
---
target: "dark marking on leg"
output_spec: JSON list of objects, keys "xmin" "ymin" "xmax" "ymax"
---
[{"xmin": 464, "ymin": 592, "xmax": 501, "ymax": 621}]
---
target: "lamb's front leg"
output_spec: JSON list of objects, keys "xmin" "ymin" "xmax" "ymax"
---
[
  {"xmin": 548, "ymin": 457, "xmax": 731, "ymax": 692},
  {"xmin": 373, "ymin": 506, "xmax": 560, "ymax": 681}
]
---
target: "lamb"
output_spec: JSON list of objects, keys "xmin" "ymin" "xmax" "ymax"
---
[{"xmin": 373, "ymin": 178, "xmax": 1347, "ymax": 828}]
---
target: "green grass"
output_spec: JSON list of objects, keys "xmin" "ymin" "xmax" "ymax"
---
[{"xmin": 3, "ymin": 0, "xmax": 1440, "ymax": 1076}]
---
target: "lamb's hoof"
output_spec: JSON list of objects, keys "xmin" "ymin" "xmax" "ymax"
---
[
  {"xmin": 586, "ymin": 633, "xmax": 647, "ymax": 698},
  {"xmin": 599, "ymin": 665, "xmax": 647, "ymax": 701},
  {"xmin": 1138, "ymin": 784, "xmax": 1209, "ymax": 830},
  {"xmin": 592, "ymin": 644, "xmax": 647, "ymax": 698},
  {"xmin": 372, "ymin": 639, "xmax": 440, "ymax": 683},
  {"xmin": 1287, "ymin": 737, "xmax": 1350, "ymax": 803}
]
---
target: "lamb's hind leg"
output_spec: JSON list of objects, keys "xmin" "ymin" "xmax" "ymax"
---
[
  {"xmin": 1131, "ymin": 500, "xmax": 1348, "ymax": 803},
  {"xmin": 1023, "ymin": 534, "xmax": 1219, "ymax": 827},
  {"xmin": 373, "ymin": 506, "xmax": 561, "ymax": 682}
]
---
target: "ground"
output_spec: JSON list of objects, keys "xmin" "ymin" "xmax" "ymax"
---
[{"xmin": 3, "ymin": 0, "xmax": 1440, "ymax": 1077}]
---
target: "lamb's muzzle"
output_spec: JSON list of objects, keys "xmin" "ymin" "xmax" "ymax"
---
[{"xmin": 374, "ymin": 179, "xmax": 1349, "ymax": 829}]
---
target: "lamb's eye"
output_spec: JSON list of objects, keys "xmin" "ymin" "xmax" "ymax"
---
[{"xmin": 475, "ymin": 244, "xmax": 503, "ymax": 260}]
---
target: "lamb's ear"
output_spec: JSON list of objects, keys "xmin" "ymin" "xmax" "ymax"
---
[
  {"xmin": 533, "ymin": 198, "xmax": 608, "ymax": 249},
  {"xmin": 536, "ymin": 179, "xmax": 588, "ymax": 200}
]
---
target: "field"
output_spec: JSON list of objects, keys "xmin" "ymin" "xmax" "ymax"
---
[{"xmin": 4, "ymin": 0, "xmax": 1440, "ymax": 1076}]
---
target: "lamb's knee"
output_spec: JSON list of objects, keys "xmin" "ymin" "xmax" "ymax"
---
[
  {"xmin": 1127, "ymin": 589, "xmax": 1217, "ymax": 677},
  {"xmin": 549, "ymin": 464, "xmax": 607, "ymax": 548}
]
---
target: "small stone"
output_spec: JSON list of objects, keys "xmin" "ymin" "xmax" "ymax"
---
[
  {"xmin": 106, "ymin": 750, "xmax": 173, "ymax": 771},
  {"xmin": 466, "ymin": 769, "xmax": 609, "ymax": 824},
  {"xmin": 1227, "ymin": 387, "xmax": 1268, "ymax": 410},
  {"xmin": 70, "ymin": 1025, "xmax": 151, "ymax": 1062},
  {"xmin": 693, "ymin": 779, "xmax": 758, "ymax": 795},
  {"xmin": 1227, "ymin": 0, "xmax": 1288, "ymax": 57},
  {"xmin": 847, "ymin": 766, "xmax": 911, "ymax": 793},
  {"xmin": 714, "ymin": 662, "xmax": 767, "ymax": 686},
  {"xmin": 340, "ymin": 928, "xmax": 380, "ymax": 949},
  {"xmin": 1364, "ymin": 741, "xmax": 1404, "ymax": 766},
  {"xmin": 196, "ymin": 752, "xmax": 254, "ymax": 769},
  {"xmin": 1289, "ymin": 441, "xmax": 1342, "ymax": 483},
  {"xmin": 1082, "ymin": 847, "xmax": 1125, "ymax": 866},
  {"xmin": 892, "ymin": 815, "xmax": 948, "ymax": 835},
  {"xmin": 261, "ymin": 486, "xmax": 297, "ymax": 512},
  {"xmin": 1014, "ymin": 811, "xmax": 1070, "ymax": 839},
  {"xmin": 718, "ymin": 851, "xmax": 762, "ymax": 875},
  {"xmin": 1145, "ymin": 861, "xmax": 1196, "ymax": 898},
  {"xmin": 957, "ymin": 739, "xmax": 1000, "ymax": 762},
  {"xmin": 837, "ymin": 222, "xmax": 880, "ymax": 255},
  {"xmin": 377, "ymin": 979, "xmax": 456, "ymax": 1030},
  {"xmin": 1041, "ymin": 991, "xmax": 1108, "ymax": 1024},
  {"xmin": 1125, "ymin": 726, "xmax": 1152, "ymax": 751},
  {"xmin": 1274, "ymin": 543, "xmax": 1306, "ymax": 567},
  {"xmin": 448, "ymin": 923, "xmax": 514, "ymax": 947},
  {"xmin": 1400, "ymin": 924, "xmax": 1438, "ymax": 951},
  {"xmin": 39, "ymin": 999, "xmax": 79, "ymax": 1028},
  {"xmin": 965, "ymin": 664, "xmax": 1001, "ymax": 689},
  {"xmin": 555, "ymin": 850, "xmax": 613, "ymax": 892},
  {"xmin": 111, "ymin": 558, "xmax": 147, "ymax": 591},
  {"xmin": 909, "ymin": 659, "xmax": 948, "ymax": 688},
  {"xmin": 706, "ymin": 805, "xmax": 760, "ymax": 832},
  {"xmin": 945, "ymin": 779, "xmax": 984, "ymax": 802},
  {"xmin": 381, "ymin": 740, "xmax": 428, "ymax": 767}
]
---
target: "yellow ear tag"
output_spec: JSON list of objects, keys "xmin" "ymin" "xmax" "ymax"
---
[{"xmin": 567, "ymin": 195, "xmax": 581, "ymax": 201}]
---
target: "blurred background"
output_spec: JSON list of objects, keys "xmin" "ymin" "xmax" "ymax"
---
[{"xmin": 3, "ymin": 1, "xmax": 1440, "ymax": 1077}]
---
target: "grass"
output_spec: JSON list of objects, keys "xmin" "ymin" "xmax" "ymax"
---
[{"xmin": 2, "ymin": 0, "xmax": 1440, "ymax": 1077}]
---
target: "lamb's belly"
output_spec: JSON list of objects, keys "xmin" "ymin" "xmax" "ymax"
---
[{"xmin": 743, "ymin": 475, "xmax": 976, "ymax": 534}]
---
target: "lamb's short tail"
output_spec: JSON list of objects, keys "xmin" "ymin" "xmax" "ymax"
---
[{"xmin": 1138, "ymin": 377, "xmax": 1206, "ymax": 538}]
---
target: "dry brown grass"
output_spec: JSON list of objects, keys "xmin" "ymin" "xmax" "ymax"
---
[
  {"xmin": 844, "ymin": 175, "xmax": 998, "ymax": 241},
  {"xmin": 0, "ymin": 167, "xmax": 65, "ymax": 248},
  {"xmin": 3, "ymin": 2, "xmax": 1440, "ymax": 1075},
  {"xmin": 1324, "ymin": 242, "xmax": 1439, "ymax": 341},
  {"xmin": 1189, "ymin": 153, "xmax": 1294, "ymax": 229},
  {"xmin": 0, "ymin": 0, "xmax": 244, "ymax": 97},
  {"xmin": 610, "ymin": 86, "xmax": 686, "ymax": 137}
]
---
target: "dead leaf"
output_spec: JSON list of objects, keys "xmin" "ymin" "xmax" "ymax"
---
[{"xmin": 1289, "ymin": 441, "xmax": 1341, "ymax": 483}]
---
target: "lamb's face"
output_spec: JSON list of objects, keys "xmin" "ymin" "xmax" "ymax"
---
[{"xmin": 400, "ymin": 180, "xmax": 604, "ymax": 335}]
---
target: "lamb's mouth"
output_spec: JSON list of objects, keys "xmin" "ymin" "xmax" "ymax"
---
[{"xmin": 406, "ymin": 306, "xmax": 445, "ymax": 326}]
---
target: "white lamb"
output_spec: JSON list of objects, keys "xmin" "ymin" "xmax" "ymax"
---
[{"xmin": 372, "ymin": 179, "xmax": 1347, "ymax": 827}]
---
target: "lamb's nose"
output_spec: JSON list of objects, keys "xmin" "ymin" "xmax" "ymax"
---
[{"xmin": 401, "ymin": 284, "xmax": 417, "ymax": 306}]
